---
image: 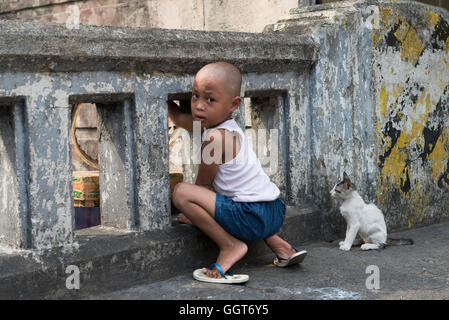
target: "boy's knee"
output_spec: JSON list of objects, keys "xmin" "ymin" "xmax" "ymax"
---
[{"xmin": 172, "ymin": 182, "xmax": 191, "ymax": 207}]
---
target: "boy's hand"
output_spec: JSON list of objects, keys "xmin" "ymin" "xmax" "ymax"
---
[{"xmin": 167, "ymin": 100, "xmax": 194, "ymax": 131}]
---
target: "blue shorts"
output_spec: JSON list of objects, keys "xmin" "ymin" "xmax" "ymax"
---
[{"xmin": 214, "ymin": 194, "xmax": 286, "ymax": 243}]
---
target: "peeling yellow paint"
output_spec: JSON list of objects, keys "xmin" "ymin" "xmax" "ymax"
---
[
  {"xmin": 373, "ymin": 7, "xmax": 448, "ymax": 227},
  {"xmin": 375, "ymin": 7, "xmax": 424, "ymax": 66},
  {"xmin": 380, "ymin": 85, "xmax": 389, "ymax": 116},
  {"xmin": 398, "ymin": 119, "xmax": 425, "ymax": 149},
  {"xmin": 381, "ymin": 115, "xmax": 424, "ymax": 195},
  {"xmin": 373, "ymin": 32, "xmax": 383, "ymax": 47},
  {"xmin": 376, "ymin": 83, "xmax": 447, "ymax": 226},
  {"xmin": 427, "ymin": 11, "xmax": 440, "ymax": 28},
  {"xmin": 274, "ymin": 24, "xmax": 285, "ymax": 31},
  {"xmin": 372, "ymin": 7, "xmax": 397, "ymax": 47},
  {"xmin": 394, "ymin": 20, "xmax": 410, "ymax": 42},
  {"xmin": 429, "ymin": 126, "xmax": 449, "ymax": 182},
  {"xmin": 382, "ymin": 145, "xmax": 407, "ymax": 183},
  {"xmin": 424, "ymin": 93, "xmax": 432, "ymax": 122},
  {"xmin": 277, "ymin": 15, "xmax": 291, "ymax": 23},
  {"xmin": 409, "ymin": 182, "xmax": 431, "ymax": 227},
  {"xmin": 379, "ymin": 84, "xmax": 404, "ymax": 118},
  {"xmin": 380, "ymin": 7, "xmax": 398, "ymax": 27},
  {"xmin": 401, "ymin": 27, "xmax": 424, "ymax": 66},
  {"xmin": 392, "ymin": 84, "xmax": 403, "ymax": 99}
]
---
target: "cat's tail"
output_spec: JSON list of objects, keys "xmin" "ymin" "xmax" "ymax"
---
[{"xmin": 384, "ymin": 237, "xmax": 414, "ymax": 247}]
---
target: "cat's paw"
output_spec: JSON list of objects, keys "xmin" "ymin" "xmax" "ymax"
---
[
  {"xmin": 339, "ymin": 241, "xmax": 345, "ymax": 246},
  {"xmin": 339, "ymin": 243, "xmax": 351, "ymax": 251},
  {"xmin": 361, "ymin": 243, "xmax": 379, "ymax": 250}
]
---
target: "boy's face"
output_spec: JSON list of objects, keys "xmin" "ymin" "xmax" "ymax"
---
[{"xmin": 191, "ymin": 71, "xmax": 240, "ymax": 129}]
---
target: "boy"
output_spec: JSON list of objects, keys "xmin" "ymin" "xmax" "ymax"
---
[{"xmin": 168, "ymin": 62, "xmax": 306, "ymax": 284}]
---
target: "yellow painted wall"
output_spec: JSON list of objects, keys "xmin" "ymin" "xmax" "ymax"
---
[{"xmin": 373, "ymin": 6, "xmax": 449, "ymax": 228}]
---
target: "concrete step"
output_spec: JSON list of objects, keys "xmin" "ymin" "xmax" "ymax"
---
[
  {"xmin": 0, "ymin": 203, "xmax": 322, "ymax": 299},
  {"xmin": 264, "ymin": 1, "xmax": 357, "ymax": 33}
]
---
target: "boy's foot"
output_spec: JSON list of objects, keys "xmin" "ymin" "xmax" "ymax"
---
[
  {"xmin": 274, "ymin": 246, "xmax": 307, "ymax": 267},
  {"xmin": 193, "ymin": 263, "xmax": 249, "ymax": 284},
  {"xmin": 202, "ymin": 240, "xmax": 248, "ymax": 279},
  {"xmin": 273, "ymin": 245, "xmax": 298, "ymax": 260},
  {"xmin": 177, "ymin": 213, "xmax": 193, "ymax": 225},
  {"xmin": 264, "ymin": 234, "xmax": 307, "ymax": 266}
]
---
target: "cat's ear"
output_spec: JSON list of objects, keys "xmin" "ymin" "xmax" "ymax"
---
[{"xmin": 343, "ymin": 172, "xmax": 352, "ymax": 188}]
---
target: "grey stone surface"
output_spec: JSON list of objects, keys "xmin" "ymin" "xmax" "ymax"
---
[
  {"xmin": 0, "ymin": 99, "xmax": 30, "ymax": 248},
  {"xmin": 0, "ymin": 205, "xmax": 322, "ymax": 299},
  {"xmin": 89, "ymin": 222, "xmax": 449, "ymax": 300},
  {"xmin": 0, "ymin": 19, "xmax": 318, "ymax": 74},
  {"xmin": 96, "ymin": 99, "xmax": 138, "ymax": 230}
]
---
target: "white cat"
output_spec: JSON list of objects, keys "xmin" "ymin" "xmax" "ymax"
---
[{"xmin": 330, "ymin": 172, "xmax": 413, "ymax": 251}]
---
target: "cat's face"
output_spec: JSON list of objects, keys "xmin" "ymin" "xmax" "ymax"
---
[{"xmin": 330, "ymin": 172, "xmax": 354, "ymax": 200}]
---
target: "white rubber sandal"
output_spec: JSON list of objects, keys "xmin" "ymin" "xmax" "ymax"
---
[
  {"xmin": 193, "ymin": 263, "xmax": 249, "ymax": 284},
  {"xmin": 274, "ymin": 246, "xmax": 307, "ymax": 267}
]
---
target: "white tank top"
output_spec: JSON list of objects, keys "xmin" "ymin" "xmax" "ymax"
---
[{"xmin": 202, "ymin": 119, "xmax": 280, "ymax": 202}]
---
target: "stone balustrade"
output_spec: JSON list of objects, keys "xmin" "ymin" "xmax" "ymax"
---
[{"xmin": 0, "ymin": 19, "xmax": 318, "ymax": 249}]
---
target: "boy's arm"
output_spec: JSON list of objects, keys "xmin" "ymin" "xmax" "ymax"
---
[
  {"xmin": 167, "ymin": 100, "xmax": 194, "ymax": 131},
  {"xmin": 195, "ymin": 162, "xmax": 219, "ymax": 189},
  {"xmin": 195, "ymin": 129, "xmax": 240, "ymax": 188},
  {"xmin": 195, "ymin": 130, "xmax": 224, "ymax": 188}
]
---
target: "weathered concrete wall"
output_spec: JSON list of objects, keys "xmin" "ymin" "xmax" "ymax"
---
[
  {"xmin": 0, "ymin": 0, "xmax": 298, "ymax": 33},
  {"xmin": 266, "ymin": 0, "xmax": 449, "ymax": 238},
  {"xmin": 0, "ymin": 19, "xmax": 317, "ymax": 249},
  {"xmin": 372, "ymin": 4, "xmax": 449, "ymax": 229},
  {"xmin": 0, "ymin": 100, "xmax": 29, "ymax": 248},
  {"xmin": 299, "ymin": 0, "xmax": 449, "ymax": 11}
]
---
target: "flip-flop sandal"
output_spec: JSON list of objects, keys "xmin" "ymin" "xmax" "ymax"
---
[
  {"xmin": 193, "ymin": 263, "xmax": 249, "ymax": 284},
  {"xmin": 274, "ymin": 246, "xmax": 307, "ymax": 267}
]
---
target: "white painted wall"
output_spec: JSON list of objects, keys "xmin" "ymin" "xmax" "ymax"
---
[{"xmin": 0, "ymin": 0, "xmax": 298, "ymax": 33}]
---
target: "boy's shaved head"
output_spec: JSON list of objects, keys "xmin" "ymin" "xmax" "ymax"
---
[{"xmin": 195, "ymin": 62, "xmax": 242, "ymax": 97}]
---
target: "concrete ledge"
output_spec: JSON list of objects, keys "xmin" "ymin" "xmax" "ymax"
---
[
  {"xmin": 0, "ymin": 19, "xmax": 318, "ymax": 74},
  {"xmin": 0, "ymin": 204, "xmax": 322, "ymax": 299},
  {"xmin": 266, "ymin": 0, "xmax": 449, "ymax": 34}
]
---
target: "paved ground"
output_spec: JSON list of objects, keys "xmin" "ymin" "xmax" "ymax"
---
[{"xmin": 89, "ymin": 222, "xmax": 449, "ymax": 300}]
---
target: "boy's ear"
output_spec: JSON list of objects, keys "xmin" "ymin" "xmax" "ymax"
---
[{"xmin": 230, "ymin": 96, "xmax": 242, "ymax": 113}]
